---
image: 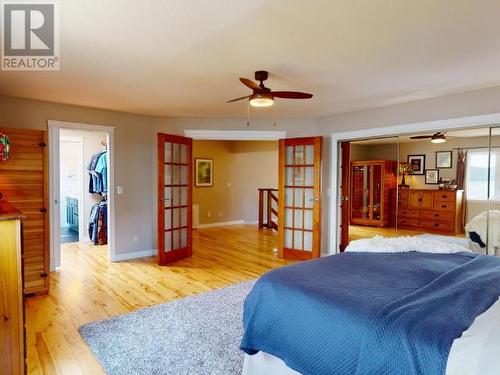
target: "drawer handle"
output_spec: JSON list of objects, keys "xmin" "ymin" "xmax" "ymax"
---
[
  {"xmin": 442, "ymin": 195, "xmax": 447, "ymax": 198},
  {"xmin": 441, "ymin": 205, "xmax": 446, "ymax": 208},
  {"xmin": 434, "ymin": 214, "xmax": 439, "ymax": 217},
  {"xmin": 434, "ymin": 223, "xmax": 439, "ymax": 227}
]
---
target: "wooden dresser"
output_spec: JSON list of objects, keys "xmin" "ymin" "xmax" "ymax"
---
[
  {"xmin": 0, "ymin": 200, "xmax": 26, "ymax": 375},
  {"xmin": 394, "ymin": 189, "xmax": 464, "ymax": 234}
]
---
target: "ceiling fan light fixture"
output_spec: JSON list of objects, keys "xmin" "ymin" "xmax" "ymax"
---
[
  {"xmin": 249, "ymin": 93, "xmax": 274, "ymax": 107},
  {"xmin": 431, "ymin": 134, "xmax": 446, "ymax": 143}
]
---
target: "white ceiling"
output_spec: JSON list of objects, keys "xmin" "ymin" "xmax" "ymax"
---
[{"xmin": 2, "ymin": 0, "xmax": 500, "ymax": 117}]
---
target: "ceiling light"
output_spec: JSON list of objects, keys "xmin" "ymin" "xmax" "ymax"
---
[
  {"xmin": 249, "ymin": 93, "xmax": 274, "ymax": 107},
  {"xmin": 431, "ymin": 134, "xmax": 446, "ymax": 144}
]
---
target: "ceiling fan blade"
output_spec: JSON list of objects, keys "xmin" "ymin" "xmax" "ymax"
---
[
  {"xmin": 239, "ymin": 77, "xmax": 260, "ymax": 91},
  {"xmin": 272, "ymin": 91, "xmax": 313, "ymax": 99},
  {"xmin": 410, "ymin": 135, "xmax": 432, "ymax": 139},
  {"xmin": 227, "ymin": 95, "xmax": 251, "ymax": 103}
]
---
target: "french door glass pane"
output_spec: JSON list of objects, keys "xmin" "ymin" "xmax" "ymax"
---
[
  {"xmin": 180, "ymin": 144, "xmax": 187, "ymax": 164},
  {"xmin": 294, "ymin": 209, "xmax": 303, "ymax": 229},
  {"xmin": 285, "ymin": 229, "xmax": 293, "ymax": 248},
  {"xmin": 286, "ymin": 146, "xmax": 294, "ymax": 164},
  {"xmin": 294, "ymin": 230, "xmax": 303, "ymax": 249},
  {"xmin": 304, "ymin": 188, "xmax": 314, "ymax": 208},
  {"xmin": 285, "ymin": 208, "xmax": 293, "ymax": 227},
  {"xmin": 305, "ymin": 167, "xmax": 314, "ymax": 186},
  {"xmin": 294, "ymin": 188, "xmax": 303, "ymax": 207},
  {"xmin": 181, "ymin": 165, "xmax": 187, "ymax": 185},
  {"xmin": 173, "ymin": 208, "xmax": 179, "ymax": 228},
  {"xmin": 304, "ymin": 231, "xmax": 312, "ymax": 251},
  {"xmin": 305, "ymin": 145, "xmax": 314, "ymax": 164},
  {"xmin": 173, "ymin": 230, "xmax": 179, "ymax": 249},
  {"xmin": 181, "ymin": 228, "xmax": 187, "ymax": 248},
  {"xmin": 285, "ymin": 168, "xmax": 293, "ymax": 185},
  {"xmin": 164, "ymin": 142, "xmax": 172, "ymax": 162},
  {"xmin": 164, "ymin": 188, "xmax": 171, "ymax": 207},
  {"xmin": 181, "ymin": 207, "xmax": 187, "ymax": 227},
  {"xmin": 165, "ymin": 231, "xmax": 171, "ymax": 251},
  {"xmin": 294, "ymin": 145, "xmax": 304, "ymax": 164},
  {"xmin": 304, "ymin": 210, "xmax": 313, "ymax": 230},
  {"xmin": 285, "ymin": 188, "xmax": 293, "ymax": 206},
  {"xmin": 164, "ymin": 209, "xmax": 172, "ymax": 229},
  {"xmin": 173, "ymin": 143, "xmax": 180, "ymax": 163},
  {"xmin": 164, "ymin": 165, "xmax": 172, "ymax": 185}
]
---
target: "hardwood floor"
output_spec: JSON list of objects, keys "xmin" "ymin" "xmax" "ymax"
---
[{"xmin": 25, "ymin": 225, "xmax": 290, "ymax": 375}]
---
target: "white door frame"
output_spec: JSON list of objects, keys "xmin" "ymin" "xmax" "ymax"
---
[
  {"xmin": 48, "ymin": 120, "xmax": 116, "ymax": 271},
  {"xmin": 328, "ymin": 112, "xmax": 500, "ymax": 255}
]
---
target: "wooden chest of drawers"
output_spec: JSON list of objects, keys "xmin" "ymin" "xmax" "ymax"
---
[{"xmin": 394, "ymin": 189, "xmax": 464, "ymax": 235}]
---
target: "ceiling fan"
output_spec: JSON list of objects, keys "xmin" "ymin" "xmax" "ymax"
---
[
  {"xmin": 410, "ymin": 132, "xmax": 447, "ymax": 144},
  {"xmin": 227, "ymin": 71, "xmax": 313, "ymax": 107}
]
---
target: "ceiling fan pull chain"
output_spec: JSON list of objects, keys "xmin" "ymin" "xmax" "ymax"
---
[{"xmin": 246, "ymin": 101, "xmax": 250, "ymax": 127}]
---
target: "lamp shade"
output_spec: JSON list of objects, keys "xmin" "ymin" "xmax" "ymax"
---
[{"xmin": 0, "ymin": 133, "xmax": 10, "ymax": 161}]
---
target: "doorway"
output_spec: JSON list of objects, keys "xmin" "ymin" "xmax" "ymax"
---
[{"xmin": 48, "ymin": 120, "xmax": 115, "ymax": 271}]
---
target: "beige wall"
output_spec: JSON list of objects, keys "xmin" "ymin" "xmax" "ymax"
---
[
  {"xmin": 0, "ymin": 95, "xmax": 316, "ymax": 257},
  {"xmin": 193, "ymin": 140, "xmax": 278, "ymax": 225}
]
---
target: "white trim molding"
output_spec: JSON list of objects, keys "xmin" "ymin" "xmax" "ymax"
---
[
  {"xmin": 47, "ymin": 120, "xmax": 116, "ymax": 270},
  {"xmin": 184, "ymin": 129, "xmax": 286, "ymax": 140},
  {"xmin": 328, "ymin": 112, "xmax": 500, "ymax": 256},
  {"xmin": 195, "ymin": 220, "xmax": 245, "ymax": 229},
  {"xmin": 111, "ymin": 249, "xmax": 156, "ymax": 262}
]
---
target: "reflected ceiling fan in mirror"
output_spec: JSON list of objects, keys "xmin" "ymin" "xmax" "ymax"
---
[
  {"xmin": 227, "ymin": 71, "xmax": 313, "ymax": 107},
  {"xmin": 410, "ymin": 132, "xmax": 447, "ymax": 144}
]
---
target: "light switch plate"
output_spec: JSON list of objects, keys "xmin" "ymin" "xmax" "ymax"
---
[{"xmin": 117, "ymin": 185, "xmax": 124, "ymax": 194}]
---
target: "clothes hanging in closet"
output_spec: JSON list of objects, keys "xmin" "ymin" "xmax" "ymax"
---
[
  {"xmin": 88, "ymin": 201, "xmax": 107, "ymax": 245},
  {"xmin": 87, "ymin": 151, "xmax": 108, "ymax": 194}
]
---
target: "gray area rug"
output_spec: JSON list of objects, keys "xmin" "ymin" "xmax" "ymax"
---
[{"xmin": 79, "ymin": 280, "xmax": 255, "ymax": 375}]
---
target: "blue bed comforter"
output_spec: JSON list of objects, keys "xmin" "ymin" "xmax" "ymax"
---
[{"xmin": 240, "ymin": 252, "xmax": 500, "ymax": 375}]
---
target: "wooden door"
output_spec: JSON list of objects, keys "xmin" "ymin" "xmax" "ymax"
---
[
  {"xmin": 408, "ymin": 191, "xmax": 421, "ymax": 210},
  {"xmin": 157, "ymin": 133, "xmax": 192, "ymax": 265},
  {"xmin": 278, "ymin": 137, "xmax": 322, "ymax": 260},
  {"xmin": 339, "ymin": 142, "xmax": 350, "ymax": 252},
  {"xmin": 421, "ymin": 191, "xmax": 434, "ymax": 210},
  {"xmin": 0, "ymin": 128, "xmax": 49, "ymax": 295}
]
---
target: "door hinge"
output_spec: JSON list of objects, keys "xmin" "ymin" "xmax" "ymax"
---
[
  {"xmin": 38, "ymin": 142, "xmax": 47, "ymax": 147},
  {"xmin": 39, "ymin": 208, "xmax": 47, "ymax": 213},
  {"xmin": 40, "ymin": 272, "xmax": 48, "ymax": 278}
]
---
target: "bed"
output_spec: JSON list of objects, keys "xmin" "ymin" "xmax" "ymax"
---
[{"xmin": 240, "ymin": 237, "xmax": 500, "ymax": 375}]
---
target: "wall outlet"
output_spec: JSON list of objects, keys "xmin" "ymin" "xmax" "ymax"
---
[
  {"xmin": 132, "ymin": 235, "xmax": 139, "ymax": 243},
  {"xmin": 207, "ymin": 211, "xmax": 211, "ymax": 218},
  {"xmin": 227, "ymin": 182, "xmax": 232, "ymax": 187},
  {"xmin": 117, "ymin": 185, "xmax": 124, "ymax": 194},
  {"xmin": 219, "ymin": 211, "xmax": 223, "ymax": 217}
]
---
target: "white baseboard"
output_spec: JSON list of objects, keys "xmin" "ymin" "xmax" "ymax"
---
[
  {"xmin": 111, "ymin": 249, "xmax": 156, "ymax": 262},
  {"xmin": 195, "ymin": 220, "xmax": 245, "ymax": 229},
  {"xmin": 244, "ymin": 220, "xmax": 259, "ymax": 225}
]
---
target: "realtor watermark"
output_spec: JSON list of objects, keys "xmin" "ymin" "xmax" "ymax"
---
[{"xmin": 1, "ymin": 1, "xmax": 60, "ymax": 70}]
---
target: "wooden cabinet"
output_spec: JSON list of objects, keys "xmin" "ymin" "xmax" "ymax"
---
[
  {"xmin": 0, "ymin": 128, "xmax": 49, "ymax": 295},
  {"xmin": 396, "ymin": 189, "xmax": 464, "ymax": 234},
  {"xmin": 350, "ymin": 160, "xmax": 397, "ymax": 227},
  {"xmin": 0, "ymin": 201, "xmax": 26, "ymax": 375}
]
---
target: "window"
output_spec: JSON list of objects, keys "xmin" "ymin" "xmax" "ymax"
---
[{"xmin": 466, "ymin": 149, "xmax": 500, "ymax": 201}]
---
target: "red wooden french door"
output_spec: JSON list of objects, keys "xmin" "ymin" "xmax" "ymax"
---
[
  {"xmin": 278, "ymin": 137, "xmax": 322, "ymax": 260},
  {"xmin": 339, "ymin": 141, "xmax": 350, "ymax": 252},
  {"xmin": 157, "ymin": 133, "xmax": 193, "ymax": 265}
]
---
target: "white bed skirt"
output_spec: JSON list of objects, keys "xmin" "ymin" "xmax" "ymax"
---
[{"xmin": 243, "ymin": 298, "xmax": 500, "ymax": 375}]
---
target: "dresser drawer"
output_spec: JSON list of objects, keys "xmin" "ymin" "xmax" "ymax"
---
[
  {"xmin": 434, "ymin": 201, "xmax": 455, "ymax": 212},
  {"xmin": 420, "ymin": 210, "xmax": 454, "ymax": 222},
  {"xmin": 397, "ymin": 217, "xmax": 419, "ymax": 227},
  {"xmin": 420, "ymin": 221, "xmax": 454, "ymax": 232},
  {"xmin": 398, "ymin": 208, "xmax": 419, "ymax": 219},
  {"xmin": 434, "ymin": 191, "xmax": 456, "ymax": 202}
]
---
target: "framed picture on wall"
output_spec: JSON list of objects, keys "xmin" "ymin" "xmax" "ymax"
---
[
  {"xmin": 425, "ymin": 169, "xmax": 439, "ymax": 184},
  {"xmin": 436, "ymin": 150, "xmax": 452, "ymax": 168},
  {"xmin": 407, "ymin": 154, "xmax": 426, "ymax": 175},
  {"xmin": 195, "ymin": 158, "xmax": 213, "ymax": 187}
]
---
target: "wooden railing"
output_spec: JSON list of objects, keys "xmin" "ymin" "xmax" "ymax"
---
[{"xmin": 258, "ymin": 188, "xmax": 278, "ymax": 231}]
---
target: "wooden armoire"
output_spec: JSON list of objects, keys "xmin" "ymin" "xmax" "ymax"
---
[
  {"xmin": 0, "ymin": 128, "xmax": 49, "ymax": 295},
  {"xmin": 350, "ymin": 160, "xmax": 397, "ymax": 227}
]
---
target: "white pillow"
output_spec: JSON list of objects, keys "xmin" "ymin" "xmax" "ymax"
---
[{"xmin": 345, "ymin": 235, "xmax": 472, "ymax": 254}]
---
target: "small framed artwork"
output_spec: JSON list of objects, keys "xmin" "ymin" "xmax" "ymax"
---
[
  {"xmin": 195, "ymin": 158, "xmax": 213, "ymax": 187},
  {"xmin": 407, "ymin": 154, "xmax": 426, "ymax": 175},
  {"xmin": 425, "ymin": 169, "xmax": 439, "ymax": 184},
  {"xmin": 436, "ymin": 151, "xmax": 452, "ymax": 169}
]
